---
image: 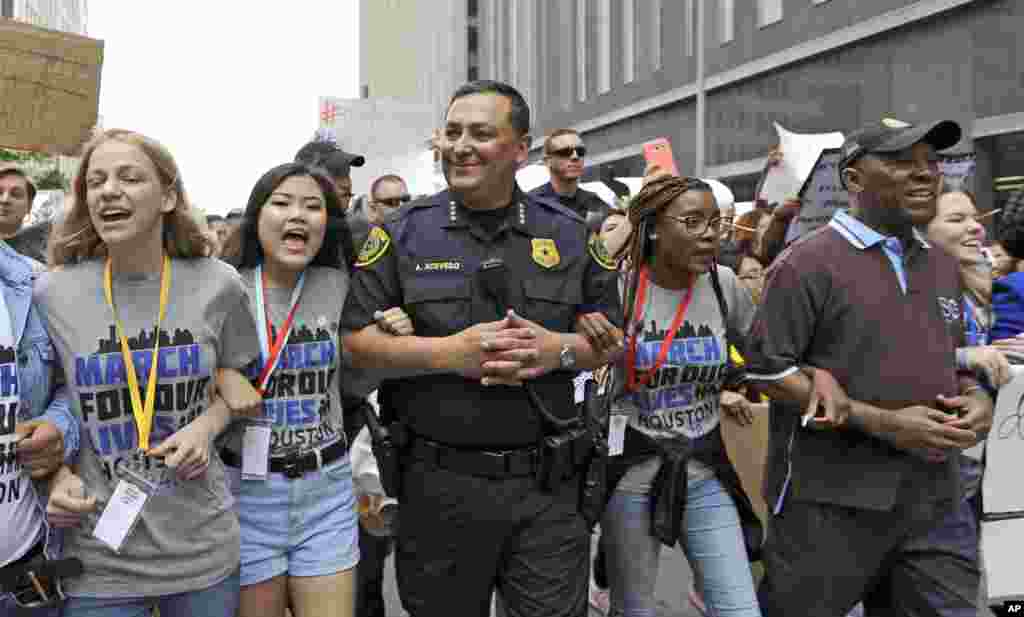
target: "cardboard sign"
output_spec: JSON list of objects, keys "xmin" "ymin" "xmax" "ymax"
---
[
  {"xmin": 0, "ymin": 18, "xmax": 103, "ymax": 154},
  {"xmin": 784, "ymin": 148, "xmax": 850, "ymax": 243},
  {"xmin": 756, "ymin": 123, "xmax": 844, "ymax": 207},
  {"xmin": 983, "ymin": 366, "xmax": 1024, "ymax": 516}
]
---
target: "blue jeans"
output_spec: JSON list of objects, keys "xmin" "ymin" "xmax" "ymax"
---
[
  {"xmin": 60, "ymin": 570, "xmax": 239, "ymax": 617},
  {"xmin": 603, "ymin": 475, "xmax": 760, "ymax": 617}
]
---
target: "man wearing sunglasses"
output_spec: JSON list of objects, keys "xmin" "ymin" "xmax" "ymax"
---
[
  {"xmin": 531, "ymin": 129, "xmax": 612, "ymax": 227},
  {"xmin": 367, "ymin": 174, "xmax": 411, "ymax": 225}
]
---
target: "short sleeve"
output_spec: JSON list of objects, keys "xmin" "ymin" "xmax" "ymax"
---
[
  {"xmin": 218, "ymin": 284, "xmax": 261, "ymax": 371},
  {"xmin": 744, "ymin": 257, "xmax": 819, "ymax": 381},
  {"xmin": 580, "ymin": 233, "xmax": 623, "ymax": 326},
  {"xmin": 722, "ymin": 266, "xmax": 756, "ymax": 337},
  {"xmin": 992, "ymin": 274, "xmax": 1024, "ymax": 340},
  {"xmin": 340, "ymin": 225, "xmax": 404, "ymax": 332}
]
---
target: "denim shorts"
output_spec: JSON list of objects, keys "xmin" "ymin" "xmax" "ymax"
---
[{"xmin": 229, "ymin": 455, "xmax": 360, "ymax": 586}]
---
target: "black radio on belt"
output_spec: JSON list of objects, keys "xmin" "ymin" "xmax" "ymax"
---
[
  {"xmin": 361, "ymin": 401, "xmax": 407, "ymax": 499},
  {"xmin": 536, "ymin": 425, "xmax": 591, "ymax": 492}
]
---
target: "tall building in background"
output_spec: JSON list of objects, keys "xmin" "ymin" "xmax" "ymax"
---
[
  {"xmin": 343, "ymin": 1, "xmax": 1022, "ymax": 215},
  {"xmin": 475, "ymin": 0, "xmax": 1021, "ymax": 215},
  {"xmin": 317, "ymin": 0, "xmax": 475, "ymax": 196}
]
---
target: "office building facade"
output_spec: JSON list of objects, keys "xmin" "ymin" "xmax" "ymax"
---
[{"xmin": 474, "ymin": 0, "xmax": 1022, "ymax": 211}]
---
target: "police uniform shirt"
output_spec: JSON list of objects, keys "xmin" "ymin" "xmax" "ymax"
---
[
  {"xmin": 341, "ymin": 187, "xmax": 622, "ymax": 448},
  {"xmin": 529, "ymin": 182, "xmax": 613, "ymax": 223}
]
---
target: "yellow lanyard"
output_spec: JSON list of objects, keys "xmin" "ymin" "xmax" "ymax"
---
[{"xmin": 103, "ymin": 255, "xmax": 171, "ymax": 452}]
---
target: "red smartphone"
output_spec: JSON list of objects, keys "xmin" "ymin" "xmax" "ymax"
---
[{"xmin": 643, "ymin": 138, "xmax": 680, "ymax": 177}]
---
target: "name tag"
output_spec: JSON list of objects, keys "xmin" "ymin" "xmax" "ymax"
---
[
  {"xmin": 242, "ymin": 421, "xmax": 272, "ymax": 481},
  {"xmin": 608, "ymin": 414, "xmax": 628, "ymax": 457},
  {"xmin": 92, "ymin": 479, "xmax": 150, "ymax": 553}
]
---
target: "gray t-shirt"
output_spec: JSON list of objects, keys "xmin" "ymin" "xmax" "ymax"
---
[
  {"xmin": 34, "ymin": 258, "xmax": 260, "ymax": 598},
  {"xmin": 226, "ymin": 266, "xmax": 347, "ymax": 457},
  {"xmin": 614, "ymin": 266, "xmax": 755, "ymax": 492}
]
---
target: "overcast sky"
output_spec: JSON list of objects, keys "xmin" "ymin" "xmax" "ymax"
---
[{"xmin": 88, "ymin": 1, "xmax": 360, "ymax": 215}]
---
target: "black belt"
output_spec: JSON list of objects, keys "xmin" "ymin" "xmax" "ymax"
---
[
  {"xmin": 221, "ymin": 438, "xmax": 348, "ymax": 479},
  {"xmin": 3, "ymin": 537, "xmax": 43, "ymax": 572},
  {"xmin": 409, "ymin": 437, "xmax": 539, "ymax": 478}
]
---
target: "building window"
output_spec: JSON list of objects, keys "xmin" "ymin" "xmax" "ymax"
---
[
  {"xmin": 650, "ymin": 0, "xmax": 662, "ymax": 72},
  {"xmin": 1, "ymin": 0, "xmax": 13, "ymax": 19},
  {"xmin": 685, "ymin": 0, "xmax": 694, "ymax": 57},
  {"xmin": 757, "ymin": 0, "xmax": 783, "ymax": 27},
  {"xmin": 467, "ymin": 0, "xmax": 479, "ymax": 82},
  {"xmin": 622, "ymin": 0, "xmax": 635, "ymax": 83},
  {"xmin": 719, "ymin": 0, "xmax": 734, "ymax": 44},
  {"xmin": 596, "ymin": 0, "xmax": 611, "ymax": 94},
  {"xmin": 576, "ymin": 0, "xmax": 587, "ymax": 102}
]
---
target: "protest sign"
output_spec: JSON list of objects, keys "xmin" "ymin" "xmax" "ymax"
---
[
  {"xmin": 0, "ymin": 19, "xmax": 103, "ymax": 154},
  {"xmin": 756, "ymin": 123, "xmax": 844, "ymax": 206},
  {"xmin": 938, "ymin": 153, "xmax": 977, "ymax": 192},
  {"xmin": 784, "ymin": 148, "xmax": 850, "ymax": 243},
  {"xmin": 979, "ymin": 366, "xmax": 1024, "ymax": 603},
  {"xmin": 983, "ymin": 366, "xmax": 1024, "ymax": 516},
  {"xmin": 982, "ymin": 518, "xmax": 1024, "ymax": 603}
]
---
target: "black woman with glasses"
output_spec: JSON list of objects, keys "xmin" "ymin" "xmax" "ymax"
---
[
  {"xmin": 530, "ymin": 128, "xmax": 612, "ymax": 226},
  {"xmin": 598, "ymin": 172, "xmax": 763, "ymax": 617}
]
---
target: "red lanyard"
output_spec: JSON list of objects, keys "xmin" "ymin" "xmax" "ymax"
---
[
  {"xmin": 625, "ymin": 266, "xmax": 695, "ymax": 392},
  {"xmin": 255, "ymin": 267, "xmax": 304, "ymax": 394}
]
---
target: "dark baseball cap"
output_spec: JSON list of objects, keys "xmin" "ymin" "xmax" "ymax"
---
[
  {"xmin": 838, "ymin": 118, "xmax": 962, "ymax": 188},
  {"xmin": 294, "ymin": 141, "xmax": 365, "ymax": 178}
]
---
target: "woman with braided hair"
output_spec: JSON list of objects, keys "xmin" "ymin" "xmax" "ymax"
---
[{"xmin": 600, "ymin": 174, "xmax": 762, "ymax": 617}]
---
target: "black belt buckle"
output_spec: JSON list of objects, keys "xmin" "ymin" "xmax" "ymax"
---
[{"xmin": 280, "ymin": 447, "xmax": 305, "ymax": 479}]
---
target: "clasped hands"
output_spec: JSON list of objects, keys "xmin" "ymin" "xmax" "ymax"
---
[{"xmin": 449, "ymin": 310, "xmax": 560, "ymax": 386}]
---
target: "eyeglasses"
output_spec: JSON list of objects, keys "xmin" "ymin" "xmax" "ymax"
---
[
  {"xmin": 374, "ymin": 195, "xmax": 411, "ymax": 209},
  {"xmin": 663, "ymin": 214, "xmax": 722, "ymax": 237},
  {"xmin": 547, "ymin": 146, "xmax": 587, "ymax": 158}
]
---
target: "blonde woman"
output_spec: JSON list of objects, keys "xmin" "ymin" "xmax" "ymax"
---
[{"xmin": 39, "ymin": 129, "xmax": 260, "ymax": 617}]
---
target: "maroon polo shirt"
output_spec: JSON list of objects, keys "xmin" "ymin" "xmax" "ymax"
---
[{"xmin": 745, "ymin": 223, "xmax": 963, "ymax": 512}]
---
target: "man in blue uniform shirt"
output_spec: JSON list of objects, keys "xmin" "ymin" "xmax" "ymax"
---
[{"xmin": 341, "ymin": 80, "xmax": 622, "ymax": 617}]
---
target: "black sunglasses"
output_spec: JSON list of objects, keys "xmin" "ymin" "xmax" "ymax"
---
[
  {"xmin": 374, "ymin": 195, "xmax": 411, "ymax": 209},
  {"xmin": 548, "ymin": 146, "xmax": 587, "ymax": 158}
]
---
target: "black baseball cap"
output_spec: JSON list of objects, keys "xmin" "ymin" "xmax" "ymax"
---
[
  {"xmin": 838, "ymin": 118, "xmax": 962, "ymax": 188},
  {"xmin": 294, "ymin": 141, "xmax": 365, "ymax": 178}
]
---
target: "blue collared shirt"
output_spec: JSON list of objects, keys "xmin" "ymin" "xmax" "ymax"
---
[{"xmin": 828, "ymin": 210, "xmax": 931, "ymax": 294}]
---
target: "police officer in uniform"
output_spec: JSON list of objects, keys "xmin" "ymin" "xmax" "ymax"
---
[{"xmin": 341, "ymin": 80, "xmax": 622, "ymax": 617}]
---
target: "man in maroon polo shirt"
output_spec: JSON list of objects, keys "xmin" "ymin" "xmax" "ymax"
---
[{"xmin": 744, "ymin": 118, "xmax": 993, "ymax": 616}]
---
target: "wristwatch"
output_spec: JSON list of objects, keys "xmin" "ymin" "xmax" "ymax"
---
[{"xmin": 559, "ymin": 344, "xmax": 577, "ymax": 371}]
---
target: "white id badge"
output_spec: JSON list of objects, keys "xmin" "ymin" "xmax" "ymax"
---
[
  {"xmin": 608, "ymin": 414, "xmax": 629, "ymax": 457},
  {"xmin": 242, "ymin": 419, "xmax": 272, "ymax": 481},
  {"xmin": 92, "ymin": 478, "xmax": 150, "ymax": 553}
]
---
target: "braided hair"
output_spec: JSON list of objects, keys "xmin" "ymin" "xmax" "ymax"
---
[
  {"xmin": 999, "ymin": 190, "xmax": 1024, "ymax": 260},
  {"xmin": 615, "ymin": 176, "xmax": 736, "ymax": 345}
]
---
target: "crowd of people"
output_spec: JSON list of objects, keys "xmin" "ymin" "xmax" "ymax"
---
[{"xmin": 0, "ymin": 78, "xmax": 1021, "ymax": 617}]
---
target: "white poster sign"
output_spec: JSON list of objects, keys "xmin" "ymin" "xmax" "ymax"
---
[
  {"xmin": 983, "ymin": 366, "xmax": 1024, "ymax": 515},
  {"xmin": 785, "ymin": 149, "xmax": 850, "ymax": 243},
  {"xmin": 982, "ymin": 518, "xmax": 1024, "ymax": 603},
  {"xmin": 757, "ymin": 123, "xmax": 844, "ymax": 206}
]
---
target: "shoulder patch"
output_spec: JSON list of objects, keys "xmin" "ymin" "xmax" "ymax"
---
[
  {"xmin": 587, "ymin": 233, "xmax": 617, "ymax": 271},
  {"xmin": 355, "ymin": 227, "xmax": 392, "ymax": 268}
]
